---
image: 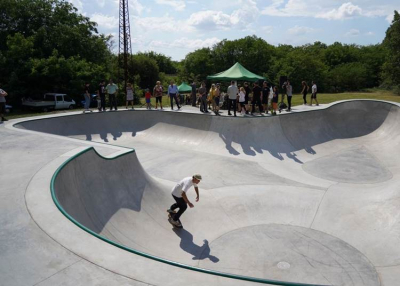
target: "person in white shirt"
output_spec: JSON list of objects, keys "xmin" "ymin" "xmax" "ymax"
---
[
  {"xmin": 310, "ymin": 81, "xmax": 319, "ymax": 106},
  {"xmin": 238, "ymin": 87, "xmax": 247, "ymax": 115},
  {"xmin": 283, "ymin": 80, "xmax": 293, "ymax": 111},
  {"xmin": 168, "ymin": 174, "xmax": 202, "ymax": 227},
  {"xmin": 227, "ymin": 81, "xmax": 238, "ymax": 117}
]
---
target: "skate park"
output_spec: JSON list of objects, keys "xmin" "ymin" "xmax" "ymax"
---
[{"xmin": 1, "ymin": 100, "xmax": 400, "ymax": 286}]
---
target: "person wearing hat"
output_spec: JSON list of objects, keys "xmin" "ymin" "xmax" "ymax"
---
[{"xmin": 167, "ymin": 174, "xmax": 202, "ymax": 227}]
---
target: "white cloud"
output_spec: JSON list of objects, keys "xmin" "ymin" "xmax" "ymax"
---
[
  {"xmin": 188, "ymin": 0, "xmax": 259, "ymax": 30},
  {"xmin": 172, "ymin": 37, "xmax": 221, "ymax": 49},
  {"xmin": 133, "ymin": 15, "xmax": 193, "ymax": 33},
  {"xmin": 318, "ymin": 2, "xmax": 362, "ymax": 20},
  {"xmin": 287, "ymin": 25, "xmax": 316, "ymax": 35},
  {"xmin": 67, "ymin": 0, "xmax": 83, "ymax": 11},
  {"xmin": 91, "ymin": 13, "xmax": 119, "ymax": 30},
  {"xmin": 188, "ymin": 10, "xmax": 232, "ymax": 30},
  {"xmin": 261, "ymin": 26, "xmax": 273, "ymax": 34},
  {"xmin": 365, "ymin": 31, "xmax": 375, "ymax": 36},
  {"xmin": 345, "ymin": 29, "xmax": 360, "ymax": 36},
  {"xmin": 262, "ymin": 1, "xmax": 374, "ymax": 21},
  {"xmin": 386, "ymin": 14, "xmax": 393, "ymax": 23},
  {"xmin": 155, "ymin": 0, "xmax": 186, "ymax": 11},
  {"xmin": 96, "ymin": 0, "xmax": 106, "ymax": 8},
  {"xmin": 129, "ymin": 0, "xmax": 145, "ymax": 15},
  {"xmin": 261, "ymin": 0, "xmax": 311, "ymax": 17},
  {"xmin": 149, "ymin": 37, "xmax": 221, "ymax": 50}
]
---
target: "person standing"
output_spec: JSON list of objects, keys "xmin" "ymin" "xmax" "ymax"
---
[
  {"xmin": 244, "ymin": 82, "xmax": 251, "ymax": 114},
  {"xmin": 97, "ymin": 80, "xmax": 106, "ymax": 112},
  {"xmin": 214, "ymin": 83, "xmax": 221, "ymax": 116},
  {"xmin": 310, "ymin": 81, "xmax": 319, "ymax": 106},
  {"xmin": 0, "ymin": 86, "xmax": 8, "ymax": 122},
  {"xmin": 272, "ymin": 86, "xmax": 279, "ymax": 115},
  {"xmin": 198, "ymin": 82, "xmax": 208, "ymax": 113},
  {"xmin": 153, "ymin": 81, "xmax": 163, "ymax": 110},
  {"xmin": 191, "ymin": 81, "xmax": 197, "ymax": 107},
  {"xmin": 106, "ymin": 79, "xmax": 118, "ymax": 111},
  {"xmin": 126, "ymin": 83, "xmax": 134, "ymax": 109},
  {"xmin": 262, "ymin": 81, "xmax": 269, "ymax": 114},
  {"xmin": 251, "ymin": 81, "xmax": 263, "ymax": 115},
  {"xmin": 268, "ymin": 85, "xmax": 274, "ymax": 113},
  {"xmin": 238, "ymin": 87, "xmax": 247, "ymax": 115},
  {"xmin": 209, "ymin": 84, "xmax": 217, "ymax": 113},
  {"xmin": 284, "ymin": 80, "xmax": 293, "ymax": 111},
  {"xmin": 145, "ymin": 88, "xmax": 152, "ymax": 109},
  {"xmin": 227, "ymin": 81, "xmax": 238, "ymax": 117},
  {"xmin": 301, "ymin": 81, "xmax": 309, "ymax": 105},
  {"xmin": 83, "ymin": 82, "xmax": 92, "ymax": 113},
  {"xmin": 168, "ymin": 80, "xmax": 180, "ymax": 110},
  {"xmin": 167, "ymin": 175, "xmax": 202, "ymax": 227}
]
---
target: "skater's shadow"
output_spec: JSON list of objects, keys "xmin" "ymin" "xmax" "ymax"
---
[{"xmin": 173, "ymin": 228, "xmax": 219, "ymax": 263}]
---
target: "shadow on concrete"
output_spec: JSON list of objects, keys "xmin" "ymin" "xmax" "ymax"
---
[
  {"xmin": 16, "ymin": 101, "xmax": 392, "ymax": 165},
  {"xmin": 173, "ymin": 228, "xmax": 219, "ymax": 263}
]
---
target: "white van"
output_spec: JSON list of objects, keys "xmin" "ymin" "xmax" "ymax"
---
[{"xmin": 22, "ymin": 93, "xmax": 76, "ymax": 112}]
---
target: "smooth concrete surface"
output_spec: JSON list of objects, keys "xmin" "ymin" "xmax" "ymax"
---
[{"xmin": 1, "ymin": 100, "xmax": 400, "ymax": 285}]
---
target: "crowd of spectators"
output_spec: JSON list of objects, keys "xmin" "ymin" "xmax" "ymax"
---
[{"xmin": 79, "ymin": 78, "xmax": 319, "ymax": 116}]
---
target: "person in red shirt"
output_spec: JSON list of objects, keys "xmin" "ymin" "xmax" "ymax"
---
[{"xmin": 145, "ymin": 88, "xmax": 152, "ymax": 109}]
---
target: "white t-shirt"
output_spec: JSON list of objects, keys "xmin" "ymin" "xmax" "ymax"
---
[
  {"xmin": 286, "ymin": 85, "xmax": 293, "ymax": 96},
  {"xmin": 227, "ymin": 85, "xmax": 238, "ymax": 100},
  {"xmin": 171, "ymin": 177, "xmax": 198, "ymax": 198},
  {"xmin": 312, "ymin": 84, "xmax": 317, "ymax": 94},
  {"xmin": 238, "ymin": 91, "xmax": 246, "ymax": 102}
]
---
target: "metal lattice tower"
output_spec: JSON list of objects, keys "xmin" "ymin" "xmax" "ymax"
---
[{"xmin": 119, "ymin": 0, "xmax": 133, "ymax": 94}]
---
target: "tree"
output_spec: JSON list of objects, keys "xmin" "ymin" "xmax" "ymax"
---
[
  {"xmin": 0, "ymin": 0, "xmax": 112, "ymax": 105},
  {"xmin": 212, "ymin": 36, "xmax": 275, "ymax": 76},
  {"xmin": 382, "ymin": 10, "xmax": 400, "ymax": 92},
  {"xmin": 139, "ymin": 52, "xmax": 178, "ymax": 74},
  {"xmin": 327, "ymin": 63, "xmax": 368, "ymax": 92},
  {"xmin": 182, "ymin": 48, "xmax": 215, "ymax": 81},
  {"xmin": 129, "ymin": 54, "xmax": 159, "ymax": 90},
  {"xmin": 324, "ymin": 42, "xmax": 359, "ymax": 68},
  {"xmin": 270, "ymin": 48, "xmax": 328, "ymax": 92}
]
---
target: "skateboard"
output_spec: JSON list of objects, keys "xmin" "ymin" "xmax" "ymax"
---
[{"xmin": 167, "ymin": 210, "xmax": 183, "ymax": 229}]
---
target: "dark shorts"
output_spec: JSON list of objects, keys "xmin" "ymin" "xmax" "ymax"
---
[
  {"xmin": 214, "ymin": 97, "xmax": 220, "ymax": 106},
  {"xmin": 239, "ymin": 102, "xmax": 246, "ymax": 107},
  {"xmin": 262, "ymin": 96, "xmax": 268, "ymax": 104},
  {"xmin": 146, "ymin": 98, "xmax": 151, "ymax": 103},
  {"xmin": 0, "ymin": 102, "xmax": 5, "ymax": 114},
  {"xmin": 156, "ymin": 96, "xmax": 162, "ymax": 103},
  {"xmin": 245, "ymin": 95, "xmax": 249, "ymax": 103},
  {"xmin": 311, "ymin": 93, "xmax": 317, "ymax": 99}
]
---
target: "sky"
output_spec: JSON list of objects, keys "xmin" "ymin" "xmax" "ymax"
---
[{"xmin": 67, "ymin": 0, "xmax": 400, "ymax": 61}]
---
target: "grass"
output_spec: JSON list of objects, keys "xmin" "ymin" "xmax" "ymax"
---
[
  {"xmin": 291, "ymin": 90, "xmax": 400, "ymax": 106},
  {"xmin": 4, "ymin": 90, "xmax": 400, "ymax": 120}
]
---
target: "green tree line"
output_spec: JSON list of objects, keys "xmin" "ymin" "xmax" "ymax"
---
[{"xmin": 0, "ymin": 0, "xmax": 399, "ymax": 107}]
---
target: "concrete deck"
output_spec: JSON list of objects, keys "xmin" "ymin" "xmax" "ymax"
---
[{"xmin": 1, "ymin": 101, "xmax": 400, "ymax": 286}]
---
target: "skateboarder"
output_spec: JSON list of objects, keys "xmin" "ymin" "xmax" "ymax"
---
[{"xmin": 167, "ymin": 174, "xmax": 202, "ymax": 228}]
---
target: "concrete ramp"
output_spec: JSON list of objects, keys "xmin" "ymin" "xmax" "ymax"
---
[{"xmin": 19, "ymin": 100, "xmax": 400, "ymax": 285}]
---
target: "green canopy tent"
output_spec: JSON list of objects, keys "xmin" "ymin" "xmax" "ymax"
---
[
  {"xmin": 178, "ymin": 82, "xmax": 192, "ymax": 93},
  {"xmin": 207, "ymin": 62, "xmax": 266, "ymax": 82},
  {"xmin": 178, "ymin": 82, "xmax": 193, "ymax": 105}
]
